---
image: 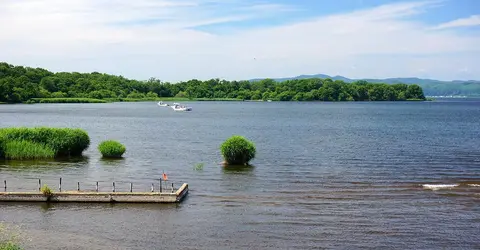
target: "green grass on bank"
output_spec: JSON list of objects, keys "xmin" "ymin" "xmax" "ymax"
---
[
  {"xmin": 26, "ymin": 98, "xmax": 107, "ymax": 104},
  {"xmin": 20, "ymin": 96, "xmax": 435, "ymax": 104},
  {"xmin": 24, "ymin": 97, "xmax": 242, "ymax": 104},
  {"xmin": 104, "ymin": 97, "xmax": 242, "ymax": 102},
  {"xmin": 0, "ymin": 223, "xmax": 23, "ymax": 250},
  {"xmin": 406, "ymin": 98, "xmax": 430, "ymax": 101},
  {"xmin": 0, "ymin": 241, "xmax": 22, "ymax": 250}
]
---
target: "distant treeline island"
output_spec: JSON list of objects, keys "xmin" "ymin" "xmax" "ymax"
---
[{"xmin": 0, "ymin": 62, "xmax": 425, "ymax": 104}]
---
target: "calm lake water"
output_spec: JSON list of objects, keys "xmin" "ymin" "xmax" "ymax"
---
[{"xmin": 1, "ymin": 100, "xmax": 479, "ymax": 249}]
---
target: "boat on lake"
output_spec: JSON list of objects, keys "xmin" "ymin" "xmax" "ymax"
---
[
  {"xmin": 171, "ymin": 103, "xmax": 192, "ymax": 112},
  {"xmin": 157, "ymin": 101, "xmax": 168, "ymax": 107}
]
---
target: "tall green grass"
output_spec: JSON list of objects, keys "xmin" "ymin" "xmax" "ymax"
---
[
  {"xmin": 26, "ymin": 97, "xmax": 242, "ymax": 104},
  {"xmin": 0, "ymin": 242, "xmax": 22, "ymax": 250},
  {"xmin": 27, "ymin": 98, "xmax": 107, "ymax": 103},
  {"xmin": 0, "ymin": 127, "xmax": 90, "ymax": 159},
  {"xmin": 220, "ymin": 135, "xmax": 256, "ymax": 165},
  {"xmin": 0, "ymin": 223, "xmax": 23, "ymax": 250},
  {"xmin": 3, "ymin": 140, "xmax": 55, "ymax": 160},
  {"xmin": 98, "ymin": 140, "xmax": 126, "ymax": 158},
  {"xmin": 105, "ymin": 97, "xmax": 242, "ymax": 102}
]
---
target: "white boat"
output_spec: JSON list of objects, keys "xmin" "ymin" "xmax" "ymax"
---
[
  {"xmin": 171, "ymin": 103, "xmax": 192, "ymax": 111},
  {"xmin": 157, "ymin": 101, "xmax": 168, "ymax": 107}
]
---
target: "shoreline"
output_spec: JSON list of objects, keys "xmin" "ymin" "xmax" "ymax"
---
[{"xmin": 2, "ymin": 97, "xmax": 435, "ymax": 104}]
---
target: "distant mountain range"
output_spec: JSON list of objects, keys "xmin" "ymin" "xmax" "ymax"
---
[{"xmin": 251, "ymin": 74, "xmax": 480, "ymax": 97}]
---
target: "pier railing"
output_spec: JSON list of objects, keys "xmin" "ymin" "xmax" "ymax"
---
[{"xmin": 2, "ymin": 178, "xmax": 183, "ymax": 194}]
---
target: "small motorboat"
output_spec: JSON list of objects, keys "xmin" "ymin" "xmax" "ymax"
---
[
  {"xmin": 171, "ymin": 104, "xmax": 192, "ymax": 111},
  {"xmin": 157, "ymin": 101, "xmax": 168, "ymax": 107}
]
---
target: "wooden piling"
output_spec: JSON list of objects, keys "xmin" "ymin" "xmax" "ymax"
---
[
  {"xmin": 3, "ymin": 180, "xmax": 6, "ymax": 192},
  {"xmin": 151, "ymin": 183, "xmax": 154, "ymax": 192},
  {"xmin": 96, "ymin": 182, "xmax": 99, "ymax": 192},
  {"xmin": 77, "ymin": 182, "xmax": 80, "ymax": 191},
  {"xmin": 38, "ymin": 179, "xmax": 41, "ymax": 191},
  {"xmin": 59, "ymin": 177, "xmax": 62, "ymax": 192},
  {"xmin": 130, "ymin": 183, "xmax": 133, "ymax": 192},
  {"xmin": 113, "ymin": 182, "xmax": 115, "ymax": 192}
]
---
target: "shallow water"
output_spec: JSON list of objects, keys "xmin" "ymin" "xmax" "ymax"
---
[{"xmin": 1, "ymin": 100, "xmax": 480, "ymax": 249}]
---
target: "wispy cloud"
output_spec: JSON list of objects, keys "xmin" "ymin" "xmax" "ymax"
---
[
  {"xmin": 433, "ymin": 15, "xmax": 480, "ymax": 29},
  {"xmin": 241, "ymin": 3, "xmax": 301, "ymax": 12},
  {"xmin": 0, "ymin": 0, "xmax": 479, "ymax": 81}
]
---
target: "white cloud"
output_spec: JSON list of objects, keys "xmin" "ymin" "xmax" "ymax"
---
[
  {"xmin": 433, "ymin": 15, "xmax": 480, "ymax": 30},
  {"xmin": 0, "ymin": 0, "xmax": 479, "ymax": 81}
]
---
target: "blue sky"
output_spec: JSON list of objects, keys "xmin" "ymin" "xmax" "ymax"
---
[{"xmin": 1, "ymin": 0, "xmax": 479, "ymax": 81}]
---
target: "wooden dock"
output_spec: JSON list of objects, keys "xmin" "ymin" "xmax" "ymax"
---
[{"xmin": 0, "ymin": 183, "xmax": 189, "ymax": 203}]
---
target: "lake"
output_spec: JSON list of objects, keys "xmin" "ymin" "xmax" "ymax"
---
[{"xmin": 1, "ymin": 100, "xmax": 479, "ymax": 249}]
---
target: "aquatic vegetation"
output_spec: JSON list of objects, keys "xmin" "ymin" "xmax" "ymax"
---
[
  {"xmin": 194, "ymin": 163, "xmax": 204, "ymax": 171},
  {"xmin": 0, "ymin": 241, "xmax": 22, "ymax": 250},
  {"xmin": 0, "ymin": 224, "xmax": 23, "ymax": 250},
  {"xmin": 40, "ymin": 184, "xmax": 53, "ymax": 197},
  {"xmin": 0, "ymin": 127, "xmax": 90, "ymax": 159},
  {"xmin": 2, "ymin": 140, "xmax": 55, "ymax": 160},
  {"xmin": 98, "ymin": 140, "xmax": 126, "ymax": 158},
  {"xmin": 220, "ymin": 135, "xmax": 256, "ymax": 165}
]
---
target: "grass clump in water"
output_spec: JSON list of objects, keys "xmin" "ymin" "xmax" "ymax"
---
[
  {"xmin": 2, "ymin": 140, "xmax": 55, "ymax": 160},
  {"xmin": 220, "ymin": 135, "xmax": 256, "ymax": 166},
  {"xmin": 193, "ymin": 163, "xmax": 204, "ymax": 171},
  {"xmin": 98, "ymin": 140, "xmax": 126, "ymax": 158},
  {"xmin": 0, "ymin": 127, "xmax": 90, "ymax": 159}
]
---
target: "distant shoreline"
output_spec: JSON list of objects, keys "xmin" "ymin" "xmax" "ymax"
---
[
  {"xmin": 1, "ymin": 62, "xmax": 427, "ymax": 104},
  {"xmin": 0, "ymin": 97, "xmax": 437, "ymax": 104}
]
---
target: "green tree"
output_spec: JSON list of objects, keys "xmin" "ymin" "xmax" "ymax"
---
[
  {"xmin": 406, "ymin": 84, "xmax": 425, "ymax": 99},
  {"xmin": 146, "ymin": 91, "xmax": 158, "ymax": 99}
]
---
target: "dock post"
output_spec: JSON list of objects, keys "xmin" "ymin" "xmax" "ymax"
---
[
  {"xmin": 171, "ymin": 183, "xmax": 174, "ymax": 193},
  {"xmin": 59, "ymin": 177, "xmax": 62, "ymax": 192},
  {"xmin": 77, "ymin": 182, "xmax": 80, "ymax": 191},
  {"xmin": 113, "ymin": 182, "xmax": 115, "ymax": 192},
  {"xmin": 151, "ymin": 183, "xmax": 154, "ymax": 192},
  {"xmin": 96, "ymin": 182, "xmax": 99, "ymax": 192},
  {"xmin": 3, "ymin": 180, "xmax": 6, "ymax": 192},
  {"xmin": 38, "ymin": 179, "xmax": 41, "ymax": 191},
  {"xmin": 130, "ymin": 183, "xmax": 133, "ymax": 192},
  {"xmin": 159, "ymin": 179, "xmax": 162, "ymax": 193}
]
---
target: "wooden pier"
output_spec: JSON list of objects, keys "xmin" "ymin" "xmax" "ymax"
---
[{"xmin": 0, "ymin": 179, "xmax": 189, "ymax": 203}]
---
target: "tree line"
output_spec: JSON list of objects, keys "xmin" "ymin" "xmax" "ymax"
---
[{"xmin": 0, "ymin": 62, "xmax": 425, "ymax": 103}]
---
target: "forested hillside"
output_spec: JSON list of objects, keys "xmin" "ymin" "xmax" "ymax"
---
[
  {"xmin": 254, "ymin": 74, "xmax": 480, "ymax": 97},
  {"xmin": 0, "ymin": 62, "xmax": 425, "ymax": 103}
]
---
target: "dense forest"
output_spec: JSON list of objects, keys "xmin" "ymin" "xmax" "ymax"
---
[{"xmin": 0, "ymin": 62, "xmax": 425, "ymax": 103}]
